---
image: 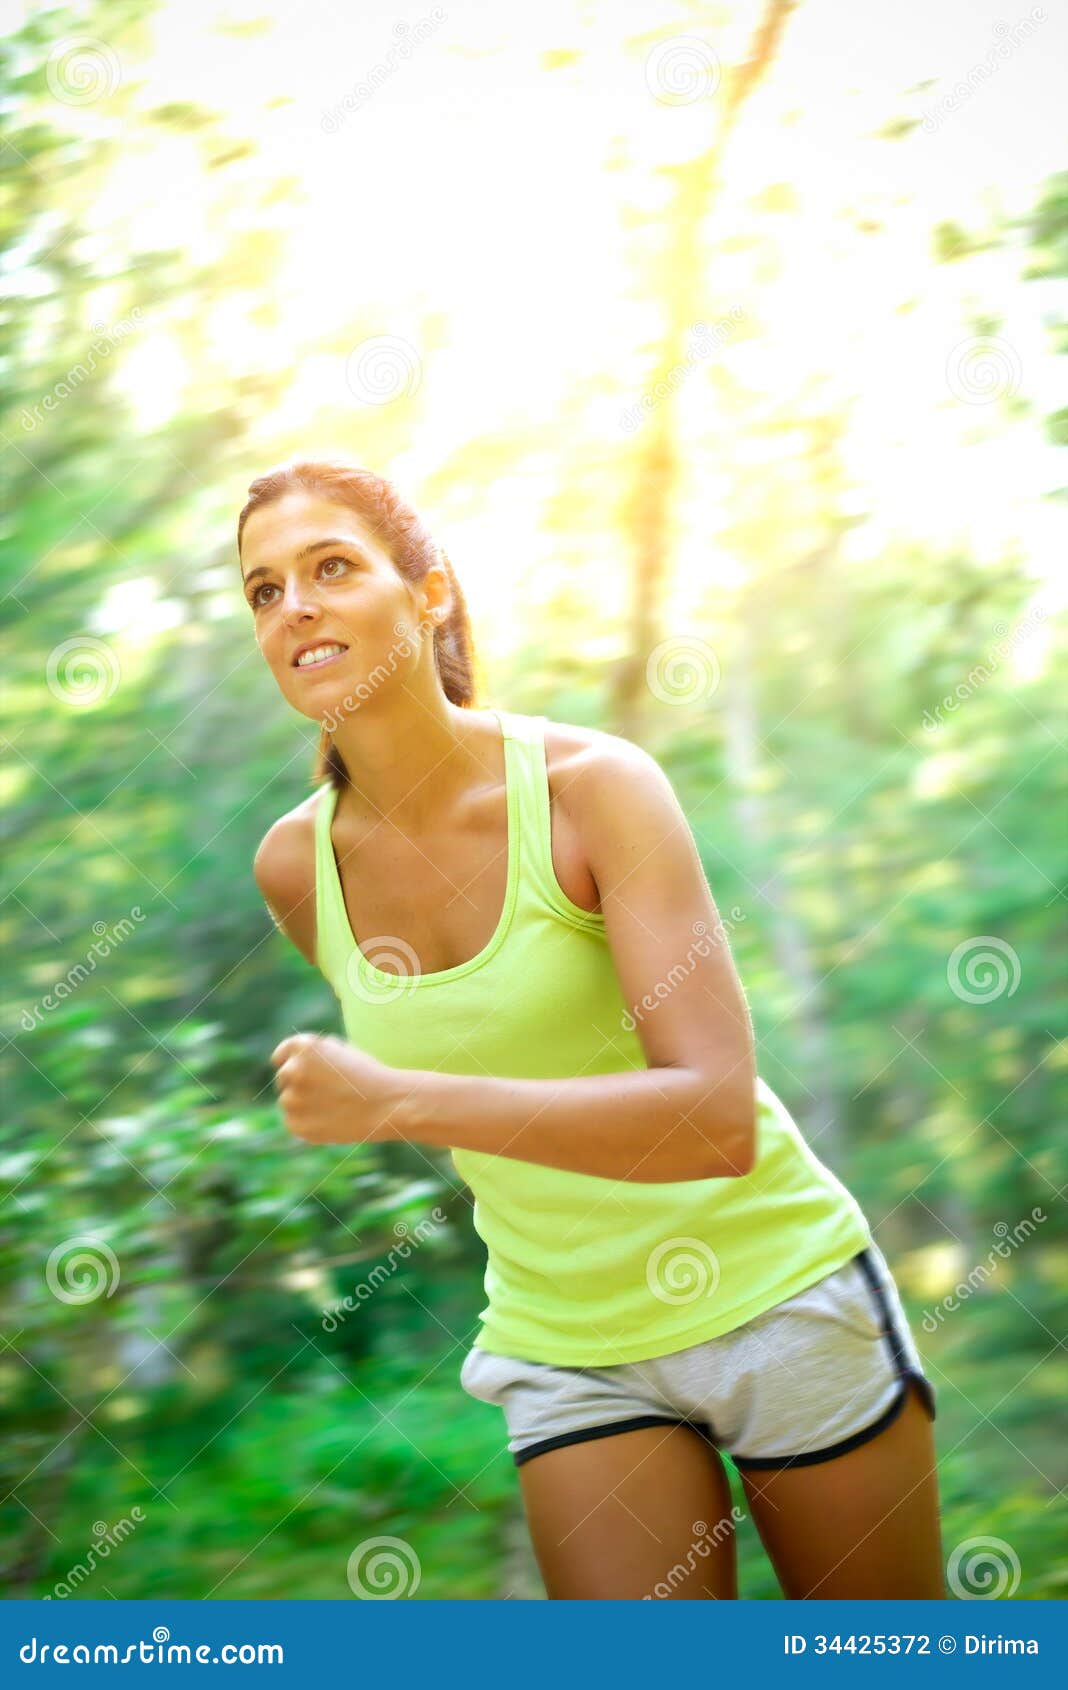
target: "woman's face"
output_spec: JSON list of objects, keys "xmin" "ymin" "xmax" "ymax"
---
[{"xmin": 239, "ymin": 490, "xmax": 432, "ymax": 722}]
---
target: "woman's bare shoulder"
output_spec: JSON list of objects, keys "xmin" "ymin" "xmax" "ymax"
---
[
  {"xmin": 538, "ymin": 718, "xmax": 672, "ymax": 914},
  {"xmin": 253, "ymin": 787, "xmax": 330, "ymax": 965},
  {"xmin": 541, "ymin": 717, "xmax": 665, "ymax": 805}
]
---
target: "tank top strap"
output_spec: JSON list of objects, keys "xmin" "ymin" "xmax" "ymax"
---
[
  {"xmin": 313, "ymin": 781, "xmax": 352, "ymax": 988},
  {"xmin": 492, "ymin": 707, "xmax": 605, "ymax": 927}
]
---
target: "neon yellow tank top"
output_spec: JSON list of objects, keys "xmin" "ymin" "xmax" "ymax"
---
[{"xmin": 313, "ymin": 706, "xmax": 872, "ymax": 1366}]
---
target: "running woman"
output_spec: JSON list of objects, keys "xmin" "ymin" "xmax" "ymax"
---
[{"xmin": 241, "ymin": 459, "xmax": 944, "ymax": 1600}]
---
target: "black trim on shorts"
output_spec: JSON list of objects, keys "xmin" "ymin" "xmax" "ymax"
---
[
  {"xmin": 510, "ymin": 1249, "xmax": 937, "ymax": 1474},
  {"xmin": 512, "ymin": 1414, "xmax": 717, "ymax": 1469},
  {"xmin": 855, "ymin": 1247, "xmax": 937, "ymax": 1424},
  {"xmin": 730, "ymin": 1379, "xmax": 916, "ymax": 1471},
  {"xmin": 730, "ymin": 1247, "xmax": 937, "ymax": 1472}
]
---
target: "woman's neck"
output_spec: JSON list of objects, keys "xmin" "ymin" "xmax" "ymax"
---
[{"xmin": 329, "ymin": 696, "xmax": 499, "ymax": 832}]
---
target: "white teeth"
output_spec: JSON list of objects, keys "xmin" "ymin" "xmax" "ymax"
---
[{"xmin": 296, "ymin": 643, "xmax": 345, "ymax": 667}]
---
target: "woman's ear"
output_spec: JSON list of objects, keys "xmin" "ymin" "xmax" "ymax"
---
[{"xmin": 421, "ymin": 561, "xmax": 453, "ymax": 626}]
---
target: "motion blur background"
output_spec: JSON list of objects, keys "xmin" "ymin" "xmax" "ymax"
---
[{"xmin": 2, "ymin": 0, "xmax": 1065, "ymax": 1600}]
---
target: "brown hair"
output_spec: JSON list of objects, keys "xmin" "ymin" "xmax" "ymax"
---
[{"xmin": 237, "ymin": 458, "xmax": 480, "ymax": 788}]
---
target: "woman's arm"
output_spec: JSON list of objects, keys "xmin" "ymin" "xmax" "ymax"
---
[
  {"xmin": 273, "ymin": 734, "xmax": 757, "ymax": 1183},
  {"xmin": 253, "ymin": 804, "xmax": 317, "ymax": 966}
]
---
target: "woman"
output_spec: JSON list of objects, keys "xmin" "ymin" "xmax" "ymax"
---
[{"xmin": 241, "ymin": 458, "xmax": 944, "ymax": 1601}]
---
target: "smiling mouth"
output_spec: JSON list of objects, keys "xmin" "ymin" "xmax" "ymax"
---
[{"xmin": 292, "ymin": 643, "xmax": 349, "ymax": 670}]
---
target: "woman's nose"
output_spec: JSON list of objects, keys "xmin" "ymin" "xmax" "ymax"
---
[{"xmin": 280, "ymin": 578, "xmax": 320, "ymax": 622}]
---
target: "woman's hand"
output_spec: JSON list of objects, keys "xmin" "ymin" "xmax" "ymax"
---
[{"xmin": 270, "ymin": 1032, "xmax": 400, "ymax": 1145}]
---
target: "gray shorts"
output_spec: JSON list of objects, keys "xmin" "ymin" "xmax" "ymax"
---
[{"xmin": 459, "ymin": 1243, "xmax": 936, "ymax": 1470}]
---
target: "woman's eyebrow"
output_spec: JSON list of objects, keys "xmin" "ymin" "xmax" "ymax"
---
[
  {"xmin": 242, "ymin": 537, "xmax": 365, "ymax": 586},
  {"xmin": 294, "ymin": 536, "xmax": 362, "ymax": 562}
]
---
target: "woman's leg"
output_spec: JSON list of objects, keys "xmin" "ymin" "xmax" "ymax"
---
[
  {"xmin": 516, "ymin": 1422, "xmax": 737, "ymax": 1599},
  {"xmin": 738, "ymin": 1381, "xmax": 944, "ymax": 1598}
]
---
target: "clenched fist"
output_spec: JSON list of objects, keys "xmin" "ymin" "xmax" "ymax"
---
[{"xmin": 270, "ymin": 1032, "xmax": 401, "ymax": 1145}]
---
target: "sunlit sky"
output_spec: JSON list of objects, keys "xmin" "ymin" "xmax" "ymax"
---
[{"xmin": 21, "ymin": 0, "xmax": 1068, "ymax": 653}]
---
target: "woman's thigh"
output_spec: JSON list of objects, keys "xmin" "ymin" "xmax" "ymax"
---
[
  {"xmin": 739, "ymin": 1380, "xmax": 944, "ymax": 1598},
  {"xmin": 517, "ymin": 1422, "xmax": 737, "ymax": 1599}
]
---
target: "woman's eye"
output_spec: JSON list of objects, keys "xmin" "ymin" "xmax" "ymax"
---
[{"xmin": 248, "ymin": 557, "xmax": 348, "ymax": 608}]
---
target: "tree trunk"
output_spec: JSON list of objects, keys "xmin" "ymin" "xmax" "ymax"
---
[{"xmin": 612, "ymin": 0, "xmax": 798, "ymax": 742}]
